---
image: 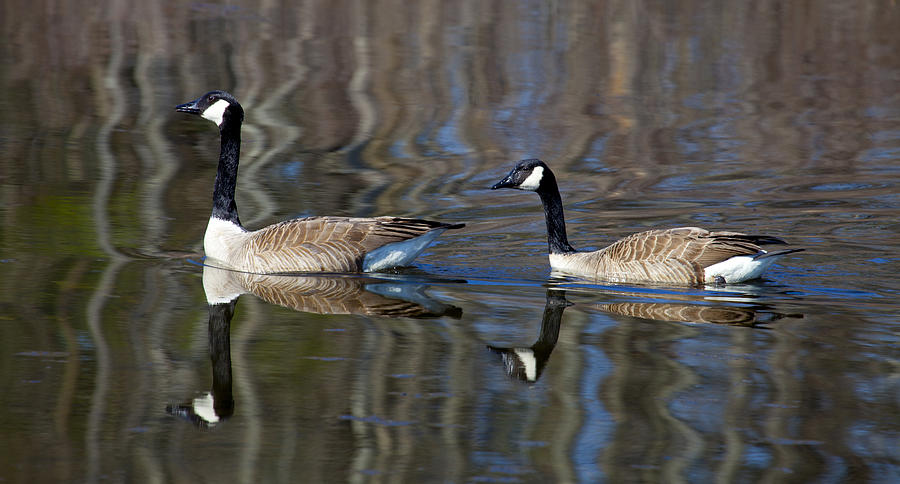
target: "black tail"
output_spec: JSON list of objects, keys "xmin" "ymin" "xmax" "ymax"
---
[
  {"xmin": 754, "ymin": 248, "xmax": 805, "ymax": 260},
  {"xmin": 718, "ymin": 234, "xmax": 789, "ymax": 246}
]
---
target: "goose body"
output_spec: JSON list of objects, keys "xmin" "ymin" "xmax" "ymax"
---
[
  {"xmin": 176, "ymin": 91, "xmax": 462, "ymax": 274},
  {"xmin": 492, "ymin": 159, "xmax": 803, "ymax": 285}
]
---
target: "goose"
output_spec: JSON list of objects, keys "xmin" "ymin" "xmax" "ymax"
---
[
  {"xmin": 175, "ymin": 90, "xmax": 463, "ymax": 273},
  {"xmin": 491, "ymin": 159, "xmax": 803, "ymax": 285}
]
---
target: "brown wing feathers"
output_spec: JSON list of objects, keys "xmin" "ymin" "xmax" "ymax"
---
[
  {"xmin": 601, "ymin": 227, "xmax": 779, "ymax": 268},
  {"xmin": 244, "ymin": 216, "xmax": 462, "ymax": 273}
]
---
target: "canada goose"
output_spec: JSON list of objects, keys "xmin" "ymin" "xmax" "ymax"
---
[
  {"xmin": 491, "ymin": 159, "xmax": 803, "ymax": 285},
  {"xmin": 175, "ymin": 90, "xmax": 463, "ymax": 273}
]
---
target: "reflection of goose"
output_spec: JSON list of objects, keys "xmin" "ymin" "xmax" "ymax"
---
[
  {"xmin": 175, "ymin": 91, "xmax": 463, "ymax": 274},
  {"xmin": 488, "ymin": 289, "xmax": 568, "ymax": 383},
  {"xmin": 599, "ymin": 300, "xmax": 803, "ymax": 326},
  {"xmin": 600, "ymin": 302, "xmax": 757, "ymax": 325},
  {"xmin": 491, "ymin": 159, "xmax": 803, "ymax": 285},
  {"xmin": 165, "ymin": 300, "xmax": 235, "ymax": 428},
  {"xmin": 201, "ymin": 264, "xmax": 462, "ymax": 319},
  {"xmin": 166, "ymin": 265, "xmax": 463, "ymax": 428}
]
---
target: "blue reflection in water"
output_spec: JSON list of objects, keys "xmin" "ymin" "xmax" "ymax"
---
[{"xmin": 574, "ymin": 327, "xmax": 615, "ymax": 482}]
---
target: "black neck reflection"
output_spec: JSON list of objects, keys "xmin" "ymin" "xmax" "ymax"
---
[
  {"xmin": 167, "ymin": 266, "xmax": 463, "ymax": 428},
  {"xmin": 488, "ymin": 289, "xmax": 569, "ymax": 384}
]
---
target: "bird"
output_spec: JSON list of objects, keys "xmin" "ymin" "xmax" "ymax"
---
[
  {"xmin": 175, "ymin": 90, "xmax": 463, "ymax": 274},
  {"xmin": 490, "ymin": 158, "xmax": 803, "ymax": 285}
]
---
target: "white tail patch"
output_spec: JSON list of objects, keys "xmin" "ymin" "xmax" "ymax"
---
[
  {"xmin": 202, "ymin": 99, "xmax": 231, "ymax": 126},
  {"xmin": 704, "ymin": 254, "xmax": 780, "ymax": 283},
  {"xmin": 362, "ymin": 229, "xmax": 446, "ymax": 272}
]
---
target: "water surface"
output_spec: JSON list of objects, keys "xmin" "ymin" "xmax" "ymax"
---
[{"xmin": 1, "ymin": 1, "xmax": 898, "ymax": 482}]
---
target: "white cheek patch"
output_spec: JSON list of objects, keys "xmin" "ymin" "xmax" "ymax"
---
[
  {"xmin": 519, "ymin": 166, "xmax": 544, "ymax": 191},
  {"xmin": 201, "ymin": 99, "xmax": 231, "ymax": 126}
]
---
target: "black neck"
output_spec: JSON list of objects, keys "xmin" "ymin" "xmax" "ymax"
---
[
  {"xmin": 211, "ymin": 117, "xmax": 242, "ymax": 226},
  {"xmin": 536, "ymin": 176, "xmax": 576, "ymax": 254}
]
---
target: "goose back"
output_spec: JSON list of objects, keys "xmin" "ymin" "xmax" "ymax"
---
[
  {"xmin": 550, "ymin": 227, "xmax": 786, "ymax": 284},
  {"xmin": 209, "ymin": 216, "xmax": 461, "ymax": 273}
]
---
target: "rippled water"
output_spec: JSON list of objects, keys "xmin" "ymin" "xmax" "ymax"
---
[{"xmin": 2, "ymin": 1, "xmax": 899, "ymax": 482}]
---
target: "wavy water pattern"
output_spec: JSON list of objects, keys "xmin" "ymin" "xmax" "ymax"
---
[{"xmin": 1, "ymin": 0, "xmax": 898, "ymax": 482}]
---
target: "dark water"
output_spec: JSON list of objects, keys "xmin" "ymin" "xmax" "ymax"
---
[{"xmin": 2, "ymin": 1, "xmax": 899, "ymax": 482}]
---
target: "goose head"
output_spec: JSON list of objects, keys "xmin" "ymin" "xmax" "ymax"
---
[
  {"xmin": 491, "ymin": 158, "xmax": 552, "ymax": 192},
  {"xmin": 176, "ymin": 90, "xmax": 244, "ymax": 128}
]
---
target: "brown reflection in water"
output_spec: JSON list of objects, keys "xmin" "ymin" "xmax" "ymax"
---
[
  {"xmin": 201, "ymin": 264, "xmax": 462, "ymax": 319},
  {"xmin": 601, "ymin": 302, "xmax": 758, "ymax": 326}
]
